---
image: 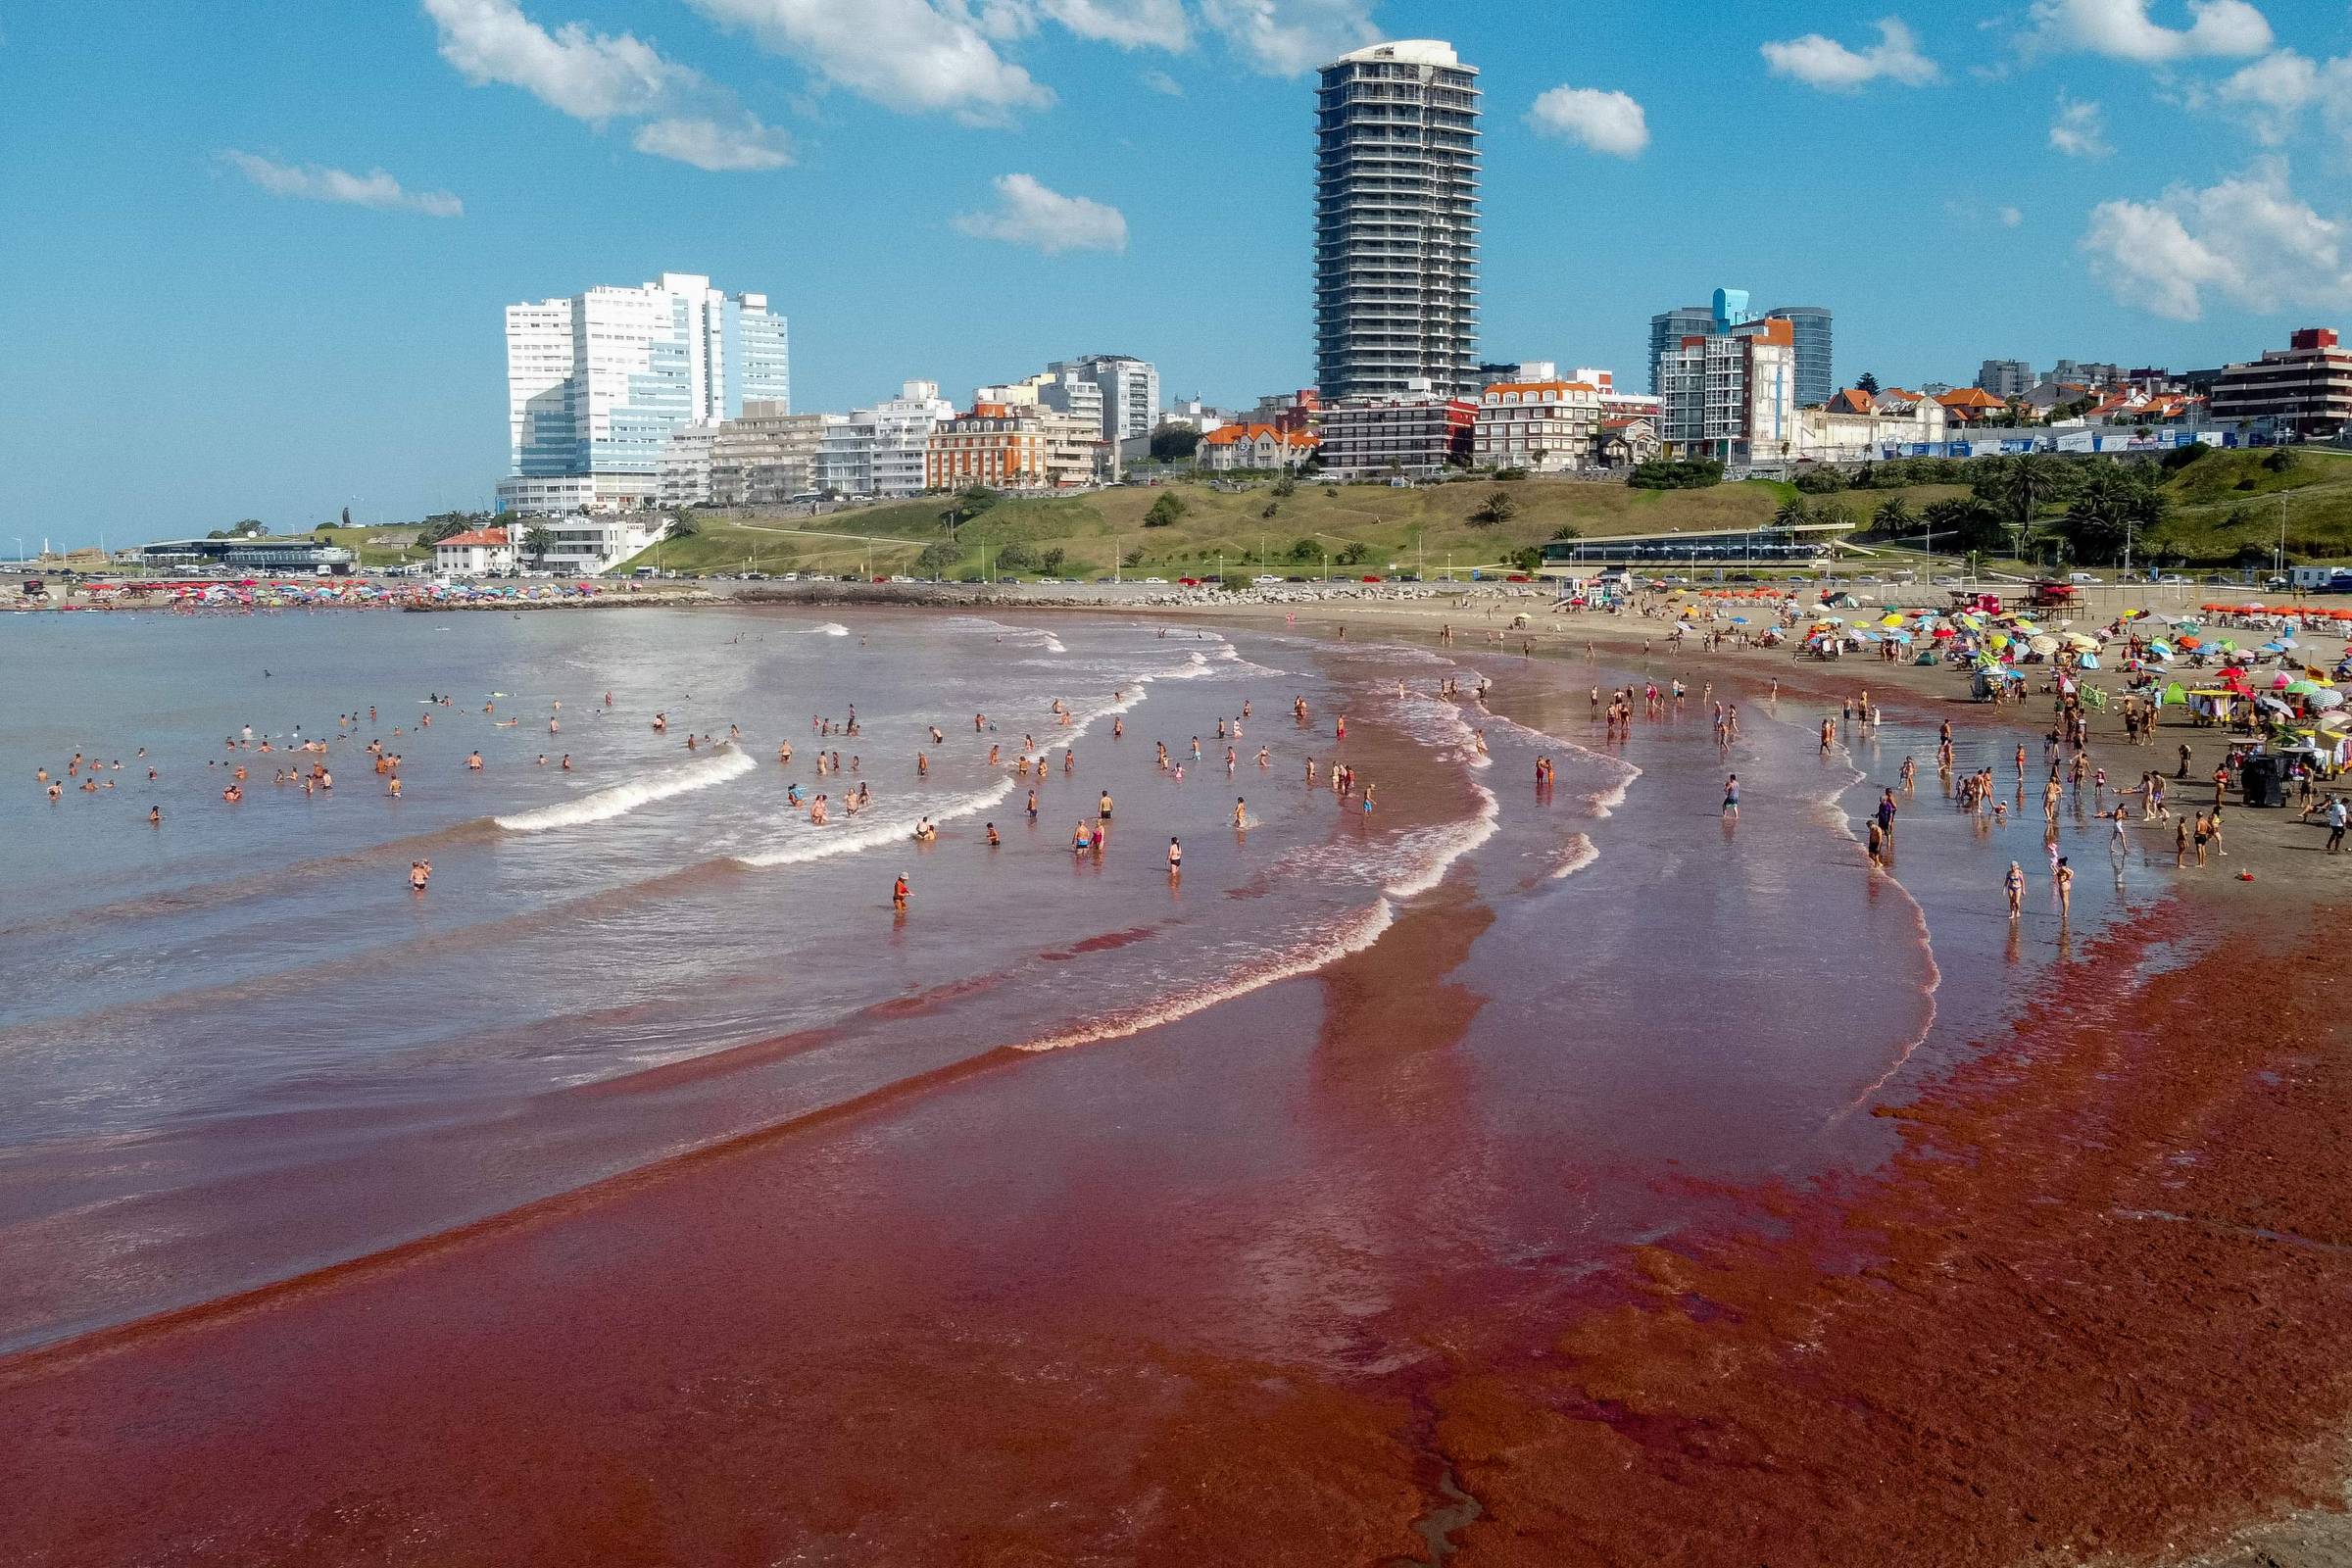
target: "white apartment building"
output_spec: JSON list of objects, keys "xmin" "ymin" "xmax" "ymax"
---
[
  {"xmin": 1046, "ymin": 355, "xmax": 1160, "ymax": 442},
  {"xmin": 658, "ymin": 422, "xmax": 716, "ymax": 509},
  {"xmin": 812, "ymin": 380, "xmax": 956, "ymax": 499},
  {"xmin": 1473, "ymin": 379, "xmax": 1601, "ymax": 472},
  {"xmin": 499, "ymin": 270, "xmax": 787, "ymax": 515},
  {"xmin": 709, "ymin": 401, "xmax": 830, "ymax": 506},
  {"xmin": 1794, "ymin": 395, "xmax": 1950, "ymax": 464},
  {"xmin": 1658, "ymin": 318, "xmax": 1797, "ymax": 462}
]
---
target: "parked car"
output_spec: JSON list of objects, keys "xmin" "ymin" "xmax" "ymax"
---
[
  {"xmin": 1142, "ymin": 576, "xmax": 1167, "ymax": 584},
  {"xmin": 1252, "ymin": 574, "xmax": 1284, "ymax": 585},
  {"xmin": 2068, "ymin": 572, "xmax": 2101, "ymax": 585}
]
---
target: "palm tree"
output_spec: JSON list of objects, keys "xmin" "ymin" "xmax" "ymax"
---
[
  {"xmin": 1772, "ymin": 496, "xmax": 1809, "ymax": 530},
  {"xmin": 523, "ymin": 525, "xmax": 555, "ymax": 567},
  {"xmin": 1872, "ymin": 497, "xmax": 1915, "ymax": 535}
]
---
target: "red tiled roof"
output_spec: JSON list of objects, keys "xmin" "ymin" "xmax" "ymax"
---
[
  {"xmin": 1825, "ymin": 389, "xmax": 1875, "ymax": 415},
  {"xmin": 438, "ymin": 528, "xmax": 510, "ymax": 548}
]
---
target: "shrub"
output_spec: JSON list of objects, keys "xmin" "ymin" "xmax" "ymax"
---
[{"xmin": 1628, "ymin": 458, "xmax": 1724, "ymax": 490}]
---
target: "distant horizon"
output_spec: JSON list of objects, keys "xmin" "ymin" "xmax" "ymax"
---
[{"xmin": 7, "ymin": 1, "xmax": 2349, "ymax": 546}]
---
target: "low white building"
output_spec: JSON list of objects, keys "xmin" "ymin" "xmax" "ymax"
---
[
  {"xmin": 532, "ymin": 515, "xmax": 667, "ymax": 575},
  {"xmin": 494, "ymin": 472, "xmax": 657, "ymax": 514},
  {"xmin": 434, "ymin": 526, "xmax": 516, "ymax": 577},
  {"xmin": 1792, "ymin": 390, "xmax": 1951, "ymax": 464}
]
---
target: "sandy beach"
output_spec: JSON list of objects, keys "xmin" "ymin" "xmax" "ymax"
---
[{"xmin": 1, "ymin": 596, "xmax": 2346, "ymax": 1567}]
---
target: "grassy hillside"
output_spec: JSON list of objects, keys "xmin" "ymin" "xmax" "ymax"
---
[
  {"xmin": 277, "ymin": 526, "xmax": 430, "ymax": 568},
  {"xmin": 622, "ymin": 475, "xmax": 1966, "ymax": 580},
  {"xmin": 2154, "ymin": 447, "xmax": 2352, "ymax": 564}
]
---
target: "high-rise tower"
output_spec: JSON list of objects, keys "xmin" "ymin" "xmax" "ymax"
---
[{"xmin": 1314, "ymin": 40, "xmax": 1481, "ymax": 401}]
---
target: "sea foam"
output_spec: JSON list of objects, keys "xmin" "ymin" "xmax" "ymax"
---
[{"xmin": 495, "ymin": 744, "xmax": 756, "ymax": 832}]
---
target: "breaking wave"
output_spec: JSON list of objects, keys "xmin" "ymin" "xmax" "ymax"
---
[
  {"xmin": 734, "ymin": 777, "xmax": 1016, "ymax": 868},
  {"xmin": 494, "ymin": 745, "xmax": 756, "ymax": 832},
  {"xmin": 1013, "ymin": 899, "xmax": 1396, "ymax": 1054}
]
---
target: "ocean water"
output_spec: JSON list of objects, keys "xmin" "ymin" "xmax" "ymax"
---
[{"xmin": 0, "ymin": 605, "xmax": 2153, "ymax": 1357}]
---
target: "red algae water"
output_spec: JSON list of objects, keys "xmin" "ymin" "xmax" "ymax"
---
[{"xmin": 3, "ymin": 605, "xmax": 2244, "ymax": 1566}]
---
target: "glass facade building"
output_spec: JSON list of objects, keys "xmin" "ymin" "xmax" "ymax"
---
[
  {"xmin": 503, "ymin": 272, "xmax": 788, "ymax": 512},
  {"xmin": 1648, "ymin": 296, "xmax": 1832, "ymax": 407},
  {"xmin": 1314, "ymin": 40, "xmax": 1481, "ymax": 400}
]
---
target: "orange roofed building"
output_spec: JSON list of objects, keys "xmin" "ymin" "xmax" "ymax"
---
[
  {"xmin": 432, "ymin": 527, "xmax": 515, "ymax": 577},
  {"xmin": 1472, "ymin": 380, "xmax": 1603, "ymax": 472},
  {"xmin": 1198, "ymin": 423, "xmax": 1319, "ymax": 472}
]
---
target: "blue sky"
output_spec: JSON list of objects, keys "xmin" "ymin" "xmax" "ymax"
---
[{"xmin": 6, "ymin": 0, "xmax": 2352, "ymax": 546}]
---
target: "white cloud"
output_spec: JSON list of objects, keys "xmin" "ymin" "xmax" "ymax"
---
[
  {"xmin": 2000, "ymin": 204, "xmax": 2025, "ymax": 226},
  {"xmin": 1526, "ymin": 85, "xmax": 1649, "ymax": 158},
  {"xmin": 2024, "ymin": 0, "xmax": 2271, "ymax": 64},
  {"xmin": 681, "ymin": 0, "xmax": 1054, "ymax": 122},
  {"xmin": 2082, "ymin": 159, "xmax": 2352, "ymax": 319},
  {"xmin": 422, "ymin": 0, "xmax": 792, "ymax": 169},
  {"xmin": 952, "ymin": 172, "xmax": 1128, "ymax": 254},
  {"xmin": 221, "ymin": 151, "xmax": 464, "ymax": 217},
  {"xmin": 1141, "ymin": 69, "xmax": 1185, "ymax": 95},
  {"xmin": 1761, "ymin": 17, "xmax": 1938, "ymax": 90},
  {"xmin": 631, "ymin": 116, "xmax": 794, "ymax": 170},
  {"xmin": 1038, "ymin": 0, "xmax": 1191, "ymax": 50},
  {"xmin": 2049, "ymin": 92, "xmax": 2113, "ymax": 156},
  {"xmin": 2214, "ymin": 49, "xmax": 2352, "ymax": 146},
  {"xmin": 1199, "ymin": 0, "xmax": 1380, "ymax": 76}
]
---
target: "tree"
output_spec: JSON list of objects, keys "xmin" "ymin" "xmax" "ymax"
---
[
  {"xmin": 1144, "ymin": 492, "xmax": 1188, "ymax": 528},
  {"xmin": 523, "ymin": 525, "xmax": 554, "ymax": 565},
  {"xmin": 1289, "ymin": 537, "xmax": 1319, "ymax": 564},
  {"xmin": 1037, "ymin": 548, "xmax": 1066, "ymax": 576},
  {"xmin": 1468, "ymin": 488, "xmax": 1519, "ymax": 526},
  {"xmin": 994, "ymin": 542, "xmax": 1039, "ymax": 573},
  {"xmin": 913, "ymin": 541, "xmax": 960, "ymax": 578},
  {"xmin": 1921, "ymin": 496, "xmax": 2009, "ymax": 556},
  {"xmin": 1508, "ymin": 546, "xmax": 1544, "ymax": 573},
  {"xmin": 940, "ymin": 485, "xmax": 998, "ymax": 531},
  {"xmin": 1549, "ymin": 523, "xmax": 1582, "ymax": 541},
  {"xmin": 1856, "ymin": 371, "xmax": 1881, "ymax": 395},
  {"xmin": 667, "ymin": 512, "xmax": 700, "ymax": 540},
  {"xmin": 1335, "ymin": 541, "xmax": 1370, "ymax": 567},
  {"xmin": 1261, "ymin": 502, "xmax": 1280, "ymax": 518},
  {"xmin": 1149, "ymin": 424, "xmax": 1201, "ymax": 464},
  {"xmin": 1270, "ymin": 474, "xmax": 1297, "ymax": 498},
  {"xmin": 2055, "ymin": 464, "xmax": 2172, "ymax": 564},
  {"xmin": 1872, "ymin": 497, "xmax": 1916, "ymax": 535},
  {"xmin": 1773, "ymin": 497, "xmax": 1810, "ymax": 530},
  {"xmin": 1121, "ymin": 547, "xmax": 1144, "ymax": 568}
]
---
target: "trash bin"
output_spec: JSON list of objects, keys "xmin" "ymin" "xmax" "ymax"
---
[{"xmin": 2238, "ymin": 755, "xmax": 2285, "ymax": 808}]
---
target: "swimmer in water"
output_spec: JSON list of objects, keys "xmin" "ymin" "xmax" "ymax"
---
[
  {"xmin": 1167, "ymin": 836, "xmax": 1182, "ymax": 876},
  {"xmin": 986, "ymin": 822, "xmax": 1001, "ymax": 847},
  {"xmin": 893, "ymin": 874, "xmax": 909, "ymax": 912}
]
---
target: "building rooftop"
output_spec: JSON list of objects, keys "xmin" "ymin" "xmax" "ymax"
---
[
  {"xmin": 437, "ymin": 528, "xmax": 510, "ymax": 548},
  {"xmin": 1324, "ymin": 39, "xmax": 1465, "ymax": 71}
]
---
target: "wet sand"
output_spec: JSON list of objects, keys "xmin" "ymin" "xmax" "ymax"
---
[{"xmin": 3, "ymin": 609, "xmax": 2349, "ymax": 1566}]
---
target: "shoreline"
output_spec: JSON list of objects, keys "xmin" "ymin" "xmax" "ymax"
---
[{"xmin": 1, "ymin": 602, "xmax": 2345, "ymax": 1566}]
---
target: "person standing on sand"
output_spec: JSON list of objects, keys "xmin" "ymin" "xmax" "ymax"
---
[
  {"xmin": 2326, "ymin": 796, "xmax": 2346, "ymax": 854},
  {"xmin": 2053, "ymin": 857, "xmax": 2074, "ymax": 925}
]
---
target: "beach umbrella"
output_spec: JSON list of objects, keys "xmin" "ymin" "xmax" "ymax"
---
[
  {"xmin": 2285, "ymin": 678, "xmax": 2323, "ymax": 696},
  {"xmin": 2061, "ymin": 631, "xmax": 2099, "ymax": 652},
  {"xmin": 1932, "ymin": 625, "xmax": 1956, "ymax": 639},
  {"xmin": 1730, "ymin": 615, "xmax": 1749, "ymax": 624},
  {"xmin": 2078, "ymin": 653, "xmax": 2101, "ymax": 669},
  {"xmin": 2310, "ymin": 689, "xmax": 2346, "ymax": 710},
  {"xmin": 1887, "ymin": 629, "xmax": 1914, "ymax": 644},
  {"xmin": 2028, "ymin": 633, "xmax": 2060, "ymax": 656},
  {"xmin": 1987, "ymin": 631, "xmax": 2010, "ymax": 650}
]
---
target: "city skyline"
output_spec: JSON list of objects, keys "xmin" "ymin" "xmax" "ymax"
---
[{"xmin": 8, "ymin": 0, "xmax": 2352, "ymax": 545}]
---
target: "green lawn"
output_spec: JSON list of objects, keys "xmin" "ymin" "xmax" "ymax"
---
[
  {"xmin": 619, "ymin": 476, "xmax": 1967, "ymax": 580},
  {"xmin": 2153, "ymin": 447, "xmax": 2352, "ymax": 564}
]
